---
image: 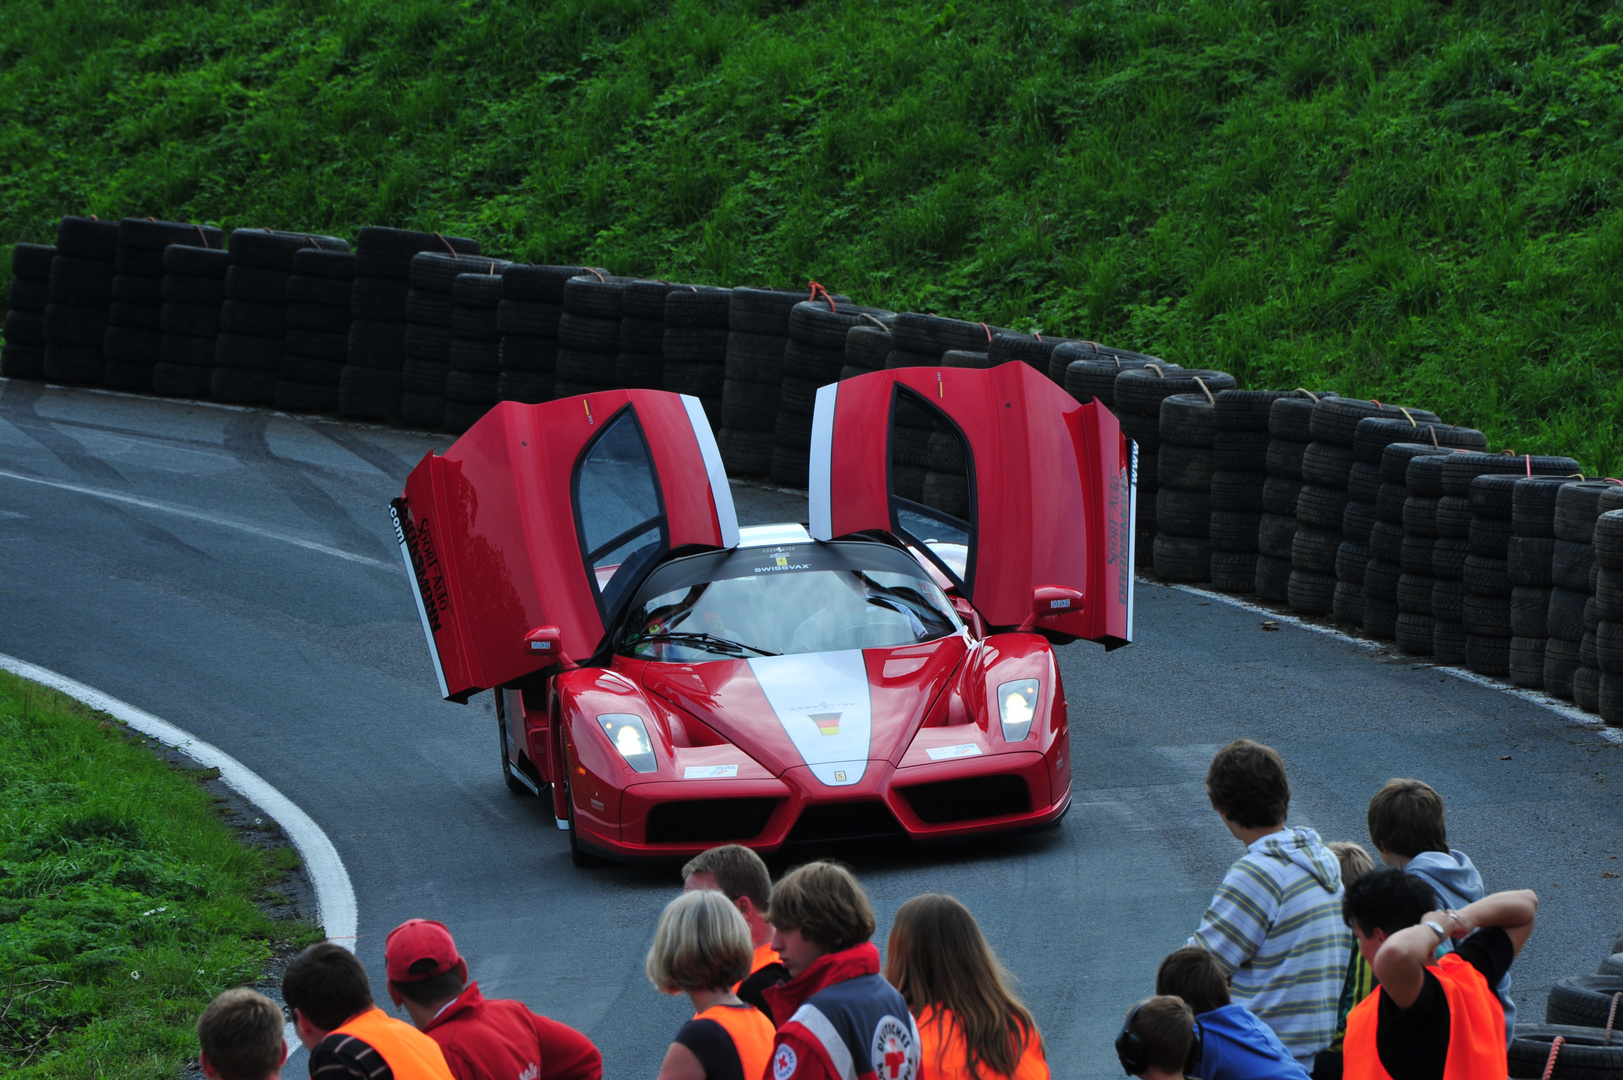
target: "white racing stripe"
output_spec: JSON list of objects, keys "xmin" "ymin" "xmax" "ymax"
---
[
  {"xmin": 0, "ymin": 653, "xmax": 361, "ymax": 944},
  {"xmin": 807, "ymin": 382, "xmax": 839, "ymax": 542},
  {"xmin": 0, "ymin": 467, "xmax": 393, "ymax": 569},
  {"xmin": 679, "ymin": 394, "xmax": 740, "ymax": 549},
  {"xmin": 749, "ymin": 650, "xmax": 872, "ymax": 786},
  {"xmin": 1156, "ymin": 579, "xmax": 1623, "ymax": 745}
]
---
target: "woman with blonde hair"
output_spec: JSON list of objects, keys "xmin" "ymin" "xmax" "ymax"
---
[
  {"xmin": 884, "ymin": 894, "xmax": 1048, "ymax": 1080},
  {"xmin": 647, "ymin": 889, "xmax": 777, "ymax": 1080}
]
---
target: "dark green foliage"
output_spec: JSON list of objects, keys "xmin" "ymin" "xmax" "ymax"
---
[
  {"xmin": 0, "ymin": 671, "xmax": 318, "ymax": 1077},
  {"xmin": 1, "ymin": 0, "xmax": 1621, "ymax": 470}
]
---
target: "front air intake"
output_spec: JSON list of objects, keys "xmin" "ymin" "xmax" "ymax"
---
[
  {"xmin": 786, "ymin": 801, "xmax": 905, "ymax": 843},
  {"xmin": 898, "ymin": 774, "xmax": 1031, "ymax": 824},
  {"xmin": 645, "ymin": 798, "xmax": 778, "ymax": 844}
]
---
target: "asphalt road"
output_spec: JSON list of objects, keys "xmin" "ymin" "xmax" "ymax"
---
[{"xmin": 1, "ymin": 380, "xmax": 1618, "ymax": 1080}]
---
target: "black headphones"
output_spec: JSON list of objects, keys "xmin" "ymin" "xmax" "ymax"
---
[{"xmin": 1115, "ymin": 1002, "xmax": 1203, "ymax": 1076}]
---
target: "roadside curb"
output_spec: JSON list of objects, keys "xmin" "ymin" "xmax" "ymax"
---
[
  {"xmin": 1150, "ymin": 578, "xmax": 1623, "ymax": 745},
  {"xmin": 0, "ymin": 653, "xmax": 360, "ymax": 943}
]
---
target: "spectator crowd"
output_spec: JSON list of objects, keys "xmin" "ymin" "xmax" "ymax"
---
[{"xmin": 194, "ymin": 739, "xmax": 1536, "ymax": 1080}]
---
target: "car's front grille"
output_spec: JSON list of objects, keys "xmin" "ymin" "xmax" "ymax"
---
[
  {"xmin": 898, "ymin": 774, "xmax": 1031, "ymax": 824},
  {"xmin": 644, "ymin": 798, "xmax": 779, "ymax": 844},
  {"xmin": 786, "ymin": 800, "xmax": 905, "ymax": 843}
]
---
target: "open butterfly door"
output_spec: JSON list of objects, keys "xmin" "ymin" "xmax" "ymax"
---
[
  {"xmin": 807, "ymin": 362, "xmax": 1134, "ymax": 647},
  {"xmin": 392, "ymin": 393, "xmax": 740, "ymax": 702}
]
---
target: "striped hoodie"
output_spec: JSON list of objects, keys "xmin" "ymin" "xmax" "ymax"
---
[{"xmin": 1189, "ymin": 826, "xmax": 1351, "ymax": 1064}]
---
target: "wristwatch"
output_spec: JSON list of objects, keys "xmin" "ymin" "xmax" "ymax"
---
[{"xmin": 1422, "ymin": 919, "xmax": 1449, "ymax": 941}]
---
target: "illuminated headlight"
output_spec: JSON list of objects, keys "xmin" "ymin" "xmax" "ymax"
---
[
  {"xmin": 996, "ymin": 680, "xmax": 1040, "ymax": 742},
  {"xmin": 598, "ymin": 714, "xmax": 656, "ymax": 773}
]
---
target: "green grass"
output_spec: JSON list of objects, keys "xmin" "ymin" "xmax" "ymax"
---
[
  {"xmin": 0, "ymin": 670, "xmax": 319, "ymax": 1078},
  {"xmin": 1, "ymin": 0, "xmax": 1621, "ymax": 470}
]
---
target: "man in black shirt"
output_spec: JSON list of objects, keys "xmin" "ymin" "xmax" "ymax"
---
[{"xmin": 1340, "ymin": 868, "xmax": 1537, "ymax": 1080}]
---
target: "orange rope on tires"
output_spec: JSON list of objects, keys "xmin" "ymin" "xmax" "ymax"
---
[
  {"xmin": 1399, "ymin": 406, "xmax": 1415, "ymax": 425},
  {"xmin": 587, "ymin": 267, "xmax": 606, "ymax": 281},
  {"xmin": 1146, "ymin": 363, "xmax": 1165, "ymax": 378},
  {"xmin": 978, "ymin": 322, "xmax": 992, "ymax": 342},
  {"xmin": 434, "ymin": 232, "xmax": 458, "ymax": 257},
  {"xmin": 1429, "ymin": 426, "xmax": 1441, "ymax": 450},
  {"xmin": 194, "ymin": 224, "xmax": 210, "ymax": 248},
  {"xmin": 1526, "ymin": 454, "xmax": 1532, "ymax": 477},
  {"xmin": 1193, "ymin": 376, "xmax": 1215, "ymax": 405},
  {"xmin": 806, "ymin": 281, "xmax": 836, "ymax": 312},
  {"xmin": 1603, "ymin": 991, "xmax": 1621, "ymax": 1045},
  {"xmin": 858, "ymin": 314, "xmax": 889, "ymax": 332},
  {"xmin": 1542, "ymin": 1035, "xmax": 1564, "ymax": 1079},
  {"xmin": 1294, "ymin": 387, "xmax": 1319, "ymax": 401}
]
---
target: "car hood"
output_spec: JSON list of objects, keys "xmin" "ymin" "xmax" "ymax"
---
[{"xmin": 641, "ymin": 634, "xmax": 970, "ymax": 787}]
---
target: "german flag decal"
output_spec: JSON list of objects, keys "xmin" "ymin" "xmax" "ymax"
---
[{"xmin": 808, "ymin": 712, "xmax": 842, "ymax": 736}]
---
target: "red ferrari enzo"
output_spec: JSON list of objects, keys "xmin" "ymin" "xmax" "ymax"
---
[{"xmin": 391, "ymin": 362, "xmax": 1135, "ymax": 864}]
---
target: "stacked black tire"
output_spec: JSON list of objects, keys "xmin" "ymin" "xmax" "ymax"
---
[
  {"xmin": 44, "ymin": 217, "xmax": 120, "ymax": 386},
  {"xmin": 556, "ymin": 275, "xmax": 626, "ymax": 397},
  {"xmin": 889, "ymin": 313, "xmax": 1007, "ymax": 370},
  {"xmin": 720, "ymin": 289, "xmax": 829, "ymax": 477},
  {"xmin": 1047, "ymin": 340, "xmax": 1160, "ymax": 386},
  {"xmin": 1556, "ymin": 482, "xmax": 1615, "ymax": 713},
  {"xmin": 1295, "ymin": 399, "xmax": 1438, "ymax": 618},
  {"xmin": 497, "ymin": 266, "xmax": 580, "ymax": 405},
  {"xmin": 1154, "ymin": 391, "xmax": 1217, "ymax": 582},
  {"xmin": 1506, "ymin": 478, "xmax": 1575, "ymax": 688},
  {"xmin": 1208, "ymin": 391, "xmax": 1288, "ymax": 592},
  {"xmin": 842, "ymin": 319, "xmax": 892, "ymax": 382},
  {"xmin": 1114, "ymin": 367, "xmax": 1235, "ymax": 583},
  {"xmin": 3, "ymin": 242, "xmax": 53, "ymax": 379},
  {"xmin": 1462, "ymin": 474, "xmax": 1522, "ymax": 677},
  {"xmin": 1594, "ymin": 495, "xmax": 1623, "ymax": 725},
  {"xmin": 348, "ymin": 228, "xmax": 480, "ymax": 422},
  {"xmin": 445, "ymin": 269, "xmax": 511, "ymax": 432},
  {"xmin": 987, "ymin": 333, "xmax": 1064, "ymax": 377},
  {"xmin": 278, "ymin": 248, "xmax": 355, "ymax": 413},
  {"xmin": 618, "ymin": 281, "xmax": 671, "ymax": 392},
  {"xmin": 216, "ymin": 230, "xmax": 348, "ymax": 406},
  {"xmin": 105, "ymin": 220, "xmax": 224, "ymax": 393},
  {"xmin": 1368, "ymin": 443, "xmax": 1447, "ymax": 648},
  {"xmin": 401, "ymin": 251, "xmax": 506, "ymax": 429},
  {"xmin": 156, "ymin": 246, "xmax": 231, "ymax": 398},
  {"xmin": 778, "ymin": 300, "xmax": 892, "ymax": 486},
  {"xmin": 664, "ymin": 287, "xmax": 730, "ymax": 428},
  {"xmin": 1256, "ymin": 395, "xmax": 1326, "ymax": 601}
]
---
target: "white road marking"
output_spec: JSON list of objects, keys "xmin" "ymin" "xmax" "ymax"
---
[
  {"xmin": 1156, "ymin": 578, "xmax": 1623, "ymax": 745},
  {"xmin": 0, "ymin": 467, "xmax": 393, "ymax": 569},
  {"xmin": 0, "ymin": 654, "xmax": 360, "ymax": 947}
]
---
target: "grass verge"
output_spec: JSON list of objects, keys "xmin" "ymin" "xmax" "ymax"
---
[
  {"xmin": 0, "ymin": 669, "xmax": 320, "ymax": 1078},
  {"xmin": 0, "ymin": 0, "xmax": 1619, "ymax": 470}
]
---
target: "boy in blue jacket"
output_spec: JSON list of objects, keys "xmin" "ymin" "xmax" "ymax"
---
[
  {"xmin": 1366, "ymin": 778, "xmax": 1514, "ymax": 1043},
  {"xmin": 1155, "ymin": 947, "xmax": 1309, "ymax": 1080}
]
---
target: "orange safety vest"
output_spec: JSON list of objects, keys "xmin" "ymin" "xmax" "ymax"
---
[
  {"xmin": 1343, "ymin": 953, "xmax": 1507, "ymax": 1080},
  {"xmin": 916, "ymin": 1005, "xmax": 1049, "ymax": 1080},
  {"xmin": 696, "ymin": 1002, "xmax": 776, "ymax": 1080},
  {"xmin": 332, "ymin": 1007, "xmax": 456, "ymax": 1080}
]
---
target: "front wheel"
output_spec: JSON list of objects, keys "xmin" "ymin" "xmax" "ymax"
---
[{"xmin": 565, "ymin": 782, "xmax": 606, "ymax": 868}]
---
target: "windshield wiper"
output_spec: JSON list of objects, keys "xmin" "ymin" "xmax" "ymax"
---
[{"xmin": 624, "ymin": 631, "xmax": 779, "ymax": 657}]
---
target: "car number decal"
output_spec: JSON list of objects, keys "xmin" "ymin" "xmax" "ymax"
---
[
  {"xmin": 925, "ymin": 743, "xmax": 981, "ymax": 761},
  {"xmin": 683, "ymin": 764, "xmax": 738, "ymax": 779}
]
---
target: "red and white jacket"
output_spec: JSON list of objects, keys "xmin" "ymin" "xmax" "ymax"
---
[
  {"xmin": 762, "ymin": 944, "xmax": 921, "ymax": 1080},
  {"xmin": 420, "ymin": 982, "xmax": 602, "ymax": 1080}
]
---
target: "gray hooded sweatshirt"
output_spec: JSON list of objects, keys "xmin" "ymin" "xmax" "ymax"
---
[{"xmin": 1406, "ymin": 848, "xmax": 1515, "ymax": 1043}]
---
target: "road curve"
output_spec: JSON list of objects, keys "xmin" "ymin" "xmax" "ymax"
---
[{"xmin": 1, "ymin": 380, "xmax": 1618, "ymax": 1079}]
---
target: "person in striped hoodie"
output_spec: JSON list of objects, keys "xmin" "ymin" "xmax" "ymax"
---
[{"xmin": 1188, "ymin": 740, "xmax": 1352, "ymax": 1070}]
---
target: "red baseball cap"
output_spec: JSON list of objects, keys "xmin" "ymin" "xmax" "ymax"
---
[{"xmin": 385, "ymin": 919, "xmax": 461, "ymax": 982}]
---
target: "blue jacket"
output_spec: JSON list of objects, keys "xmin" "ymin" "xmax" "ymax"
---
[
  {"xmin": 1406, "ymin": 848, "xmax": 1515, "ymax": 1044},
  {"xmin": 1195, "ymin": 1004, "xmax": 1310, "ymax": 1080}
]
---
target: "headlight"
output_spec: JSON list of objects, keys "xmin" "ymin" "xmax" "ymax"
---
[
  {"xmin": 598, "ymin": 714, "xmax": 656, "ymax": 773},
  {"xmin": 996, "ymin": 679, "xmax": 1040, "ymax": 742}
]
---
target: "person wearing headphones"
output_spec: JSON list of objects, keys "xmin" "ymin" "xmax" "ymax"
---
[{"xmin": 1116, "ymin": 997, "xmax": 1202, "ymax": 1080}]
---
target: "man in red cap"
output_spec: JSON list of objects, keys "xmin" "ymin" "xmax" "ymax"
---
[{"xmin": 384, "ymin": 918, "xmax": 602, "ymax": 1080}]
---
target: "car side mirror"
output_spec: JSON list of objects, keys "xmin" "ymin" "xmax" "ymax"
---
[
  {"xmin": 1018, "ymin": 587, "xmax": 1084, "ymax": 632},
  {"xmin": 523, "ymin": 626, "xmax": 572, "ymax": 667}
]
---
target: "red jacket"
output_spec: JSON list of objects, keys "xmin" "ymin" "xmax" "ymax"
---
[
  {"xmin": 762, "ymin": 944, "xmax": 920, "ymax": 1080},
  {"xmin": 421, "ymin": 982, "xmax": 602, "ymax": 1080}
]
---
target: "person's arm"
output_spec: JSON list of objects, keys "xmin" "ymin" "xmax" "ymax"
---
[
  {"xmin": 1189, "ymin": 860, "xmax": 1277, "ymax": 975},
  {"xmin": 767, "ymin": 1031, "xmax": 838, "ymax": 1080},
  {"xmin": 656, "ymin": 1041, "xmax": 708, "ymax": 1080},
  {"xmin": 532, "ymin": 1013, "xmax": 603, "ymax": 1080},
  {"xmin": 1372, "ymin": 889, "xmax": 1538, "ymax": 1009}
]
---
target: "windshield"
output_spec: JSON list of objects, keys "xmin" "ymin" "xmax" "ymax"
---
[{"xmin": 620, "ymin": 542, "xmax": 961, "ymax": 662}]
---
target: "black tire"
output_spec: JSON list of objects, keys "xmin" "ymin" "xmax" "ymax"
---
[
  {"xmin": 406, "ymin": 290, "xmax": 454, "ymax": 327},
  {"xmin": 1211, "ymin": 512, "xmax": 1262, "ymax": 552},
  {"xmin": 1508, "ymin": 636, "xmax": 1546, "ymax": 688},
  {"xmin": 409, "ymin": 252, "xmax": 511, "ymax": 294},
  {"xmin": 497, "ymin": 300, "xmax": 563, "ymax": 338},
  {"xmin": 1119, "ymin": 412, "xmax": 1162, "ymax": 455},
  {"xmin": 1557, "ymin": 482, "xmax": 1618, "ymax": 542},
  {"xmin": 113, "ymin": 246, "xmax": 168, "ymax": 279},
  {"xmin": 443, "ymin": 398, "xmax": 492, "ymax": 434},
  {"xmin": 1436, "ymin": 496, "xmax": 1474, "ymax": 539},
  {"xmin": 1543, "ymin": 636, "xmax": 1582, "ymax": 697},
  {"xmin": 104, "ymin": 326, "xmax": 161, "ymax": 363},
  {"xmin": 1432, "ymin": 620, "xmax": 1469, "ymax": 664},
  {"xmin": 1508, "ymin": 536, "xmax": 1557, "ymax": 587},
  {"xmin": 1302, "ymin": 442, "xmax": 1356, "ymax": 487},
  {"xmin": 218, "ymin": 300, "xmax": 284, "ymax": 338},
  {"xmin": 1210, "ymin": 550, "xmax": 1257, "ymax": 592},
  {"xmin": 403, "ymin": 357, "xmax": 450, "ymax": 394},
  {"xmin": 1354, "ymin": 416, "xmax": 1486, "ymax": 463},
  {"xmin": 47, "ymin": 260, "xmax": 113, "ymax": 307},
  {"xmin": 282, "ymin": 353, "xmax": 344, "ymax": 386},
  {"xmin": 1292, "ymin": 527, "xmax": 1341, "ymax": 574},
  {"xmin": 273, "ymin": 380, "xmax": 340, "ymax": 413},
  {"xmin": 1211, "ymin": 471, "xmax": 1267, "ymax": 513},
  {"xmin": 1545, "ymin": 976, "xmax": 1623, "ymax": 1029},
  {"xmin": 1463, "ymin": 593, "xmax": 1512, "ymax": 637},
  {"xmin": 718, "ymin": 428, "xmax": 774, "ymax": 476},
  {"xmin": 615, "ymin": 352, "xmax": 664, "ymax": 390},
  {"xmin": 1258, "ymin": 513, "xmax": 1300, "ymax": 560},
  {"xmin": 1440, "ymin": 452, "xmax": 1581, "ymax": 497},
  {"xmin": 1396, "ymin": 572, "xmax": 1434, "ymax": 615},
  {"xmin": 211, "ymin": 366, "xmax": 278, "ymax": 405},
  {"xmin": 348, "ymin": 320, "xmax": 409, "ymax": 371},
  {"xmin": 1310, "ymin": 397, "xmax": 1439, "ymax": 447},
  {"xmin": 664, "ymin": 362, "xmax": 725, "ymax": 397},
  {"xmin": 726, "ymin": 333, "xmax": 788, "ymax": 384},
  {"xmin": 405, "ymin": 323, "xmax": 453, "ymax": 361},
  {"xmin": 1153, "ymin": 533, "xmax": 1211, "ymax": 582},
  {"xmin": 0, "ymin": 343, "xmax": 46, "ymax": 379},
  {"xmin": 1346, "ymin": 461, "xmax": 1383, "ymax": 504},
  {"xmin": 938, "ymin": 348, "xmax": 989, "ymax": 369},
  {"xmin": 891, "ymin": 312, "xmax": 1006, "ymax": 355},
  {"xmin": 450, "ymin": 338, "xmax": 502, "ymax": 374},
  {"xmin": 1158, "ymin": 443, "xmax": 1215, "ymax": 492},
  {"xmin": 1549, "ymin": 588, "xmax": 1590, "ymax": 642},
  {"xmin": 1212, "ymin": 430, "xmax": 1271, "ymax": 472},
  {"xmin": 1554, "ymin": 541, "xmax": 1596, "ymax": 592},
  {"xmin": 1268, "ymin": 395, "xmax": 1326, "ymax": 441},
  {"xmin": 160, "ymin": 302, "xmax": 221, "ymax": 337},
  {"xmin": 1297, "ymin": 485, "xmax": 1350, "ymax": 530},
  {"xmin": 1432, "ymin": 537, "xmax": 1468, "ymax": 580},
  {"xmin": 1509, "ymin": 1022, "xmax": 1623, "ymax": 1078},
  {"xmin": 352, "ymin": 276, "xmax": 411, "ymax": 321},
  {"xmin": 220, "ymin": 268, "xmax": 287, "ymax": 306},
  {"xmin": 353, "ymin": 228, "xmax": 480, "ymax": 280},
  {"xmin": 228, "ymin": 229, "xmax": 348, "ymax": 271},
  {"xmin": 447, "ymin": 369, "xmax": 499, "ymax": 405},
  {"xmin": 1159, "ymin": 394, "xmax": 1216, "ymax": 447},
  {"xmin": 1114, "ymin": 368, "xmax": 1236, "ymax": 417},
  {"xmin": 1404, "ymin": 496, "xmax": 1440, "ymax": 538},
  {"xmin": 498, "ymin": 370, "xmax": 553, "ymax": 404},
  {"xmin": 501, "ymin": 336, "xmax": 559, "ymax": 374},
  {"xmin": 451, "ymin": 308, "xmax": 501, "ymax": 342},
  {"xmin": 1332, "ymin": 579, "xmax": 1365, "ymax": 624},
  {"xmin": 1365, "ymin": 560, "xmax": 1403, "ymax": 602},
  {"xmin": 1370, "ymin": 519, "xmax": 1405, "ymax": 562},
  {"xmin": 8, "ymin": 276, "xmax": 50, "ymax": 311},
  {"xmin": 664, "ymin": 287, "xmax": 733, "ymax": 328},
  {"xmin": 1263, "ymin": 476, "xmax": 1305, "ymax": 515},
  {"xmin": 287, "ymin": 303, "xmax": 351, "ymax": 334},
  {"xmin": 1362, "ymin": 596, "xmax": 1399, "ymax": 638},
  {"xmin": 1464, "ymin": 555, "xmax": 1512, "ymax": 597},
  {"xmin": 618, "ymin": 317, "xmax": 665, "ymax": 353},
  {"xmin": 1343, "ymin": 499, "xmax": 1377, "ymax": 543},
  {"xmin": 771, "ymin": 443, "xmax": 809, "ymax": 487},
  {"xmin": 4, "ymin": 309, "xmax": 46, "ymax": 345},
  {"xmin": 401, "ymin": 391, "xmax": 448, "ymax": 429},
  {"xmin": 1063, "ymin": 358, "xmax": 1155, "ymax": 406},
  {"xmin": 338, "ymin": 365, "xmax": 404, "ymax": 420},
  {"xmin": 566, "ymin": 781, "xmax": 608, "ymax": 869},
  {"xmin": 12, "ymin": 242, "xmax": 57, "ymax": 279},
  {"xmin": 499, "ymin": 263, "xmax": 591, "ymax": 304},
  {"xmin": 162, "ymin": 245, "xmax": 231, "ymax": 279},
  {"xmin": 1255, "ymin": 554, "xmax": 1293, "ymax": 600},
  {"xmin": 1382, "ymin": 442, "xmax": 1453, "ymax": 484},
  {"xmin": 55, "ymin": 216, "xmax": 120, "ymax": 261},
  {"xmin": 1156, "ymin": 489, "xmax": 1211, "ymax": 538},
  {"xmin": 1469, "ymin": 472, "xmax": 1522, "ymax": 520},
  {"xmin": 1395, "ymin": 612, "xmax": 1434, "ymax": 654},
  {"xmin": 1375, "ymin": 483, "xmax": 1409, "ymax": 525},
  {"xmin": 1335, "ymin": 541, "xmax": 1370, "ymax": 584},
  {"xmin": 1406, "ymin": 455, "xmax": 1453, "ymax": 498},
  {"xmin": 150, "ymin": 361, "xmax": 213, "ymax": 398},
  {"xmin": 783, "ymin": 340, "xmax": 845, "ymax": 383},
  {"xmin": 1213, "ymin": 389, "xmax": 1290, "ymax": 432},
  {"xmin": 664, "ymin": 326, "xmax": 730, "ymax": 363},
  {"xmin": 1266, "ymin": 439, "xmax": 1308, "ymax": 481},
  {"xmin": 556, "ymin": 348, "xmax": 616, "ymax": 383},
  {"xmin": 101, "ymin": 359, "xmax": 154, "ymax": 392},
  {"xmin": 1288, "ymin": 569, "xmax": 1336, "ymax": 614},
  {"xmin": 214, "ymin": 333, "xmax": 280, "ymax": 372},
  {"xmin": 788, "ymin": 301, "xmax": 896, "ymax": 350},
  {"xmin": 1599, "ymin": 570, "xmax": 1623, "ymax": 622},
  {"xmin": 452, "ymin": 272, "xmax": 505, "ymax": 309},
  {"xmin": 1470, "ymin": 518, "xmax": 1515, "ymax": 558},
  {"xmin": 558, "ymin": 313, "xmax": 621, "ymax": 352},
  {"xmin": 1511, "ymin": 587, "xmax": 1552, "ymax": 637},
  {"xmin": 1574, "ymin": 662, "xmax": 1604, "ymax": 713},
  {"xmin": 43, "ymin": 343, "xmax": 103, "ymax": 384},
  {"xmin": 1466, "ymin": 633, "xmax": 1511, "ymax": 676},
  {"xmin": 1602, "ymin": 674, "xmax": 1623, "ymax": 726}
]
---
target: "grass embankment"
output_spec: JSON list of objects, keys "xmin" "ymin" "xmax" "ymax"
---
[
  {"xmin": 0, "ymin": 670, "xmax": 319, "ymax": 1078},
  {"xmin": 1, "ymin": 0, "xmax": 1620, "ymax": 470}
]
